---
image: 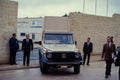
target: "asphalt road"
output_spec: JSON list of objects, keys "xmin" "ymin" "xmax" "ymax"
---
[{"xmin": 0, "ymin": 62, "xmax": 119, "ymax": 80}]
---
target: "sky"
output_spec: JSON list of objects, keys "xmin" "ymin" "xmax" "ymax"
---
[{"xmin": 11, "ymin": 0, "xmax": 120, "ymax": 18}]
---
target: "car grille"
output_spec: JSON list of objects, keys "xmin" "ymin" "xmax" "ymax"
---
[{"xmin": 49, "ymin": 52, "xmax": 75, "ymax": 62}]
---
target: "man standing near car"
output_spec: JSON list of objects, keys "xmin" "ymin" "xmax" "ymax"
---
[
  {"xmin": 102, "ymin": 36, "xmax": 116, "ymax": 78},
  {"xmin": 115, "ymin": 51, "xmax": 120, "ymax": 80},
  {"xmin": 9, "ymin": 33, "xmax": 19, "ymax": 65},
  {"xmin": 83, "ymin": 37, "xmax": 93, "ymax": 66},
  {"xmin": 22, "ymin": 34, "xmax": 33, "ymax": 66}
]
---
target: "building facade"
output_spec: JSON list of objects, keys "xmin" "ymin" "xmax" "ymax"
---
[{"xmin": 17, "ymin": 17, "xmax": 44, "ymax": 42}]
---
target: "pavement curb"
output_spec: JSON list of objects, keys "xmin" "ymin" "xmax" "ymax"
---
[{"xmin": 0, "ymin": 65, "xmax": 40, "ymax": 71}]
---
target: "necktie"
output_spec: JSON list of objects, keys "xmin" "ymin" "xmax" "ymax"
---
[{"xmin": 26, "ymin": 39, "xmax": 29, "ymax": 44}]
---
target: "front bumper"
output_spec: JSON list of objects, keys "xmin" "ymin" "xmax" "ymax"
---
[{"xmin": 46, "ymin": 61, "xmax": 82, "ymax": 65}]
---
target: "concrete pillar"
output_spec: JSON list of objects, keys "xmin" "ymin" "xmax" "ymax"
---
[{"xmin": 0, "ymin": 0, "xmax": 18, "ymax": 64}]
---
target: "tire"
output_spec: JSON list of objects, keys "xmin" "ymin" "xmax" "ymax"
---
[
  {"xmin": 74, "ymin": 65, "xmax": 80, "ymax": 74},
  {"xmin": 40, "ymin": 62, "xmax": 48, "ymax": 74}
]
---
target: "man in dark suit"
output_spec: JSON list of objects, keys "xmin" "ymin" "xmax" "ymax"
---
[
  {"xmin": 102, "ymin": 36, "xmax": 116, "ymax": 78},
  {"xmin": 115, "ymin": 51, "xmax": 120, "ymax": 80},
  {"xmin": 9, "ymin": 33, "xmax": 19, "ymax": 65},
  {"xmin": 118, "ymin": 53, "xmax": 120, "ymax": 80},
  {"xmin": 118, "ymin": 52, "xmax": 120, "ymax": 80},
  {"xmin": 83, "ymin": 37, "xmax": 93, "ymax": 66},
  {"xmin": 22, "ymin": 34, "xmax": 33, "ymax": 66}
]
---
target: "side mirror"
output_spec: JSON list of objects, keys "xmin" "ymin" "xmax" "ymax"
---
[{"xmin": 75, "ymin": 41, "xmax": 77, "ymax": 46}]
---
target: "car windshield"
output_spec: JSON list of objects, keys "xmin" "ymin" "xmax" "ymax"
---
[{"xmin": 44, "ymin": 33, "xmax": 74, "ymax": 44}]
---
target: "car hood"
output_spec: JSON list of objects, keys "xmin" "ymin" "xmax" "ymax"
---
[{"xmin": 43, "ymin": 44, "xmax": 78, "ymax": 52}]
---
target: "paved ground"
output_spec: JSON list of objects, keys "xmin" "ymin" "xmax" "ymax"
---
[
  {"xmin": 1, "ymin": 47, "xmax": 118, "ymax": 80},
  {"xmin": 0, "ymin": 60, "xmax": 39, "ymax": 71},
  {"xmin": 16, "ymin": 48, "xmax": 40, "ymax": 61},
  {"xmin": 0, "ymin": 49, "xmax": 103, "ymax": 71},
  {"xmin": 0, "ymin": 48, "xmax": 40, "ymax": 71},
  {"xmin": 0, "ymin": 61, "xmax": 119, "ymax": 80}
]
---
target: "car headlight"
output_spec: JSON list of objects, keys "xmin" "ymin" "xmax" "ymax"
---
[
  {"xmin": 46, "ymin": 53, "xmax": 52, "ymax": 59},
  {"xmin": 75, "ymin": 53, "xmax": 80, "ymax": 58}
]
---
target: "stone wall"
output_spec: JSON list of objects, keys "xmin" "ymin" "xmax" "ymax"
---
[
  {"xmin": 0, "ymin": 0, "xmax": 18, "ymax": 64},
  {"xmin": 69, "ymin": 13, "xmax": 120, "ymax": 54},
  {"xmin": 44, "ymin": 16, "xmax": 69, "ymax": 32},
  {"xmin": 112, "ymin": 14, "xmax": 120, "ymax": 45}
]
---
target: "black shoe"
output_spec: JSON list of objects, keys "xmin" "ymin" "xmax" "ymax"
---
[
  {"xmin": 14, "ymin": 63, "xmax": 17, "ymax": 65},
  {"xmin": 10, "ymin": 63, "xmax": 13, "ymax": 65},
  {"xmin": 105, "ymin": 75, "xmax": 108, "ymax": 78},
  {"xmin": 108, "ymin": 74, "xmax": 111, "ymax": 77},
  {"xmin": 87, "ymin": 64, "xmax": 90, "ymax": 66},
  {"xmin": 23, "ymin": 63, "xmax": 25, "ymax": 66}
]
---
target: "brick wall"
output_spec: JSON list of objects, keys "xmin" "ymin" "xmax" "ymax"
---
[
  {"xmin": 69, "ymin": 13, "xmax": 120, "ymax": 54},
  {"xmin": 44, "ymin": 16, "xmax": 69, "ymax": 32},
  {"xmin": 0, "ymin": 0, "xmax": 18, "ymax": 64}
]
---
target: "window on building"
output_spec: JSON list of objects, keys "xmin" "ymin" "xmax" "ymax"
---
[
  {"xmin": 20, "ymin": 33, "xmax": 25, "ymax": 36},
  {"xmin": 32, "ymin": 33, "xmax": 35, "ymax": 40}
]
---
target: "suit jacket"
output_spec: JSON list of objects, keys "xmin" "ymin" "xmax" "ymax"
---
[
  {"xmin": 102, "ymin": 43, "xmax": 116, "ymax": 61},
  {"xmin": 22, "ymin": 39, "xmax": 33, "ymax": 52},
  {"xmin": 9, "ymin": 37, "xmax": 19, "ymax": 52},
  {"xmin": 83, "ymin": 42, "xmax": 93, "ymax": 54},
  {"xmin": 115, "ymin": 51, "xmax": 120, "ymax": 66}
]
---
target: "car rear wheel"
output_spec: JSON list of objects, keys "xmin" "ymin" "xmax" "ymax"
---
[{"xmin": 74, "ymin": 65, "xmax": 80, "ymax": 74}]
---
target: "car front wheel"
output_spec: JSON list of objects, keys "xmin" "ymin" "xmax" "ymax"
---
[
  {"xmin": 74, "ymin": 65, "xmax": 80, "ymax": 74},
  {"xmin": 40, "ymin": 62, "xmax": 48, "ymax": 74}
]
